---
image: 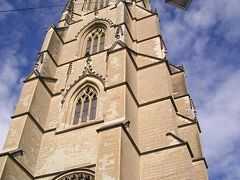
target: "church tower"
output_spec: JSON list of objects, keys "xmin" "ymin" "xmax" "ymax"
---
[{"xmin": 0, "ymin": 0, "xmax": 208, "ymax": 179}]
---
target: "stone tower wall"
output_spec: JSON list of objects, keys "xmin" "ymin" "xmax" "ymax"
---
[{"xmin": 0, "ymin": 0, "xmax": 208, "ymax": 179}]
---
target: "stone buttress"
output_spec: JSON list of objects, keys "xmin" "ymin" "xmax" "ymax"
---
[{"xmin": 0, "ymin": 0, "xmax": 208, "ymax": 179}]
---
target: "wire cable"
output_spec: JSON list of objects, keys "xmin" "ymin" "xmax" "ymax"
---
[
  {"xmin": 0, "ymin": 2, "xmax": 98, "ymax": 13},
  {"xmin": 0, "ymin": 4, "xmax": 66, "ymax": 13}
]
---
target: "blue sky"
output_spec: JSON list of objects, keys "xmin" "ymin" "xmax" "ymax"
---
[{"xmin": 0, "ymin": 0, "xmax": 240, "ymax": 179}]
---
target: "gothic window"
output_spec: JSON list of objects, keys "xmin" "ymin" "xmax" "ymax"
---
[
  {"xmin": 85, "ymin": 28, "xmax": 105, "ymax": 56},
  {"xmin": 73, "ymin": 86, "xmax": 98, "ymax": 125}
]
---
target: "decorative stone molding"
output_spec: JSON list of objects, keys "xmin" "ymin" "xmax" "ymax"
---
[
  {"xmin": 55, "ymin": 171, "xmax": 95, "ymax": 180},
  {"xmin": 75, "ymin": 18, "xmax": 114, "ymax": 39},
  {"xmin": 82, "ymin": 57, "xmax": 105, "ymax": 80},
  {"xmin": 115, "ymin": 25, "xmax": 123, "ymax": 39},
  {"xmin": 61, "ymin": 57, "xmax": 105, "ymax": 104}
]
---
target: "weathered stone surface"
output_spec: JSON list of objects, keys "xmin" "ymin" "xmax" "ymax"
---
[{"xmin": 0, "ymin": 0, "xmax": 208, "ymax": 179}]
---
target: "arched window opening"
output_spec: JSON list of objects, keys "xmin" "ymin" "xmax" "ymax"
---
[
  {"xmin": 73, "ymin": 86, "xmax": 98, "ymax": 124},
  {"xmin": 84, "ymin": 28, "xmax": 105, "ymax": 56}
]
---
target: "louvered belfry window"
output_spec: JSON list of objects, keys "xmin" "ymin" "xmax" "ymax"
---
[
  {"xmin": 85, "ymin": 28, "xmax": 105, "ymax": 56},
  {"xmin": 73, "ymin": 86, "xmax": 98, "ymax": 125}
]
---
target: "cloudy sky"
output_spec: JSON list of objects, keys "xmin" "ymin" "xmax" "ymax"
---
[{"xmin": 0, "ymin": 0, "xmax": 239, "ymax": 179}]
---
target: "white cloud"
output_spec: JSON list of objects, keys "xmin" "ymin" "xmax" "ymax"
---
[
  {"xmin": 0, "ymin": 0, "xmax": 239, "ymax": 179},
  {"xmin": 153, "ymin": 0, "xmax": 240, "ymax": 179},
  {"xmin": 199, "ymin": 70, "xmax": 240, "ymax": 154},
  {"xmin": 0, "ymin": 0, "xmax": 60, "ymax": 151},
  {"xmin": 0, "ymin": 48, "xmax": 27, "ymax": 150}
]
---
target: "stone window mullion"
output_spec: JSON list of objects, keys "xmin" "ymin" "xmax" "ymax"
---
[
  {"xmin": 90, "ymin": 36, "xmax": 95, "ymax": 54},
  {"xmin": 79, "ymin": 97, "xmax": 84, "ymax": 123},
  {"xmin": 87, "ymin": 95, "xmax": 93, "ymax": 122},
  {"xmin": 82, "ymin": 95, "xmax": 89, "ymax": 123}
]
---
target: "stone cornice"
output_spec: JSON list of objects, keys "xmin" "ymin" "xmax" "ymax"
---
[
  {"xmin": 105, "ymin": 81, "xmax": 178, "ymax": 112},
  {"xmin": 193, "ymin": 158, "xmax": 208, "ymax": 169},
  {"xmin": 0, "ymin": 149, "xmax": 33, "ymax": 179},
  {"xmin": 96, "ymin": 120, "xmax": 195, "ymax": 159}
]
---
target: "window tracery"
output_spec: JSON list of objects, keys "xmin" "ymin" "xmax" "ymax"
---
[
  {"xmin": 57, "ymin": 172, "xmax": 94, "ymax": 180},
  {"xmin": 73, "ymin": 86, "xmax": 98, "ymax": 125},
  {"xmin": 85, "ymin": 28, "xmax": 106, "ymax": 56}
]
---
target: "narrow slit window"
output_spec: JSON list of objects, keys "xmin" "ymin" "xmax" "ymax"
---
[
  {"xmin": 90, "ymin": 96, "xmax": 97, "ymax": 120},
  {"xmin": 99, "ymin": 34, "xmax": 105, "ymax": 51},
  {"xmin": 86, "ymin": 38, "xmax": 92, "ymax": 55},
  {"xmin": 92, "ymin": 36, "xmax": 98, "ymax": 54},
  {"xmin": 73, "ymin": 101, "xmax": 82, "ymax": 125},
  {"xmin": 82, "ymin": 97, "xmax": 89, "ymax": 123}
]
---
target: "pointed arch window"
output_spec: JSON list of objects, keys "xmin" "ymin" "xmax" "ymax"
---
[
  {"xmin": 73, "ymin": 86, "xmax": 98, "ymax": 125},
  {"xmin": 85, "ymin": 28, "xmax": 106, "ymax": 56}
]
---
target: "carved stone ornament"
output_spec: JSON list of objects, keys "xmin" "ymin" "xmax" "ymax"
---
[
  {"xmin": 82, "ymin": 57, "xmax": 105, "ymax": 79},
  {"xmin": 34, "ymin": 53, "xmax": 44, "ymax": 72},
  {"xmin": 115, "ymin": 25, "xmax": 123, "ymax": 39},
  {"xmin": 75, "ymin": 18, "xmax": 113, "ymax": 38},
  {"xmin": 60, "ymin": 57, "xmax": 105, "ymax": 104},
  {"xmin": 57, "ymin": 172, "xmax": 94, "ymax": 180}
]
